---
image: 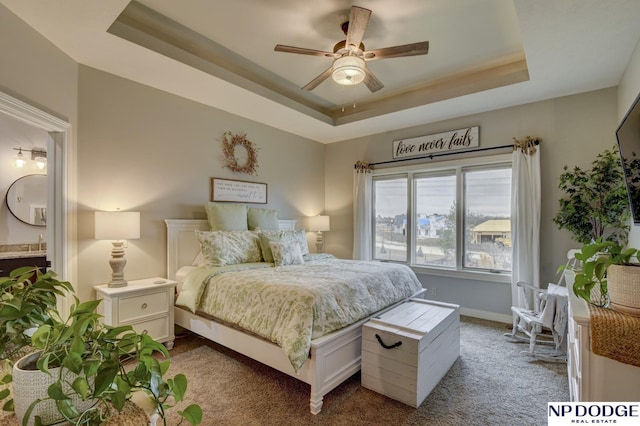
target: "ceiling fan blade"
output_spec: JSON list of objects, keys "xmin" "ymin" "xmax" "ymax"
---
[
  {"xmin": 302, "ymin": 66, "xmax": 333, "ymax": 91},
  {"xmin": 345, "ymin": 6, "xmax": 371, "ymax": 50},
  {"xmin": 274, "ymin": 44, "xmax": 337, "ymax": 58},
  {"xmin": 363, "ymin": 68, "xmax": 384, "ymax": 93},
  {"xmin": 364, "ymin": 41, "xmax": 429, "ymax": 61}
]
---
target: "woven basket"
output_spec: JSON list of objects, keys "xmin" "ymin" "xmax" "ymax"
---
[
  {"xmin": 607, "ymin": 264, "xmax": 640, "ymax": 317},
  {"xmin": 13, "ymin": 351, "xmax": 96, "ymax": 426}
]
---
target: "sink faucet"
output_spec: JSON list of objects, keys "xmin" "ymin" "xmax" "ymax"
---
[{"xmin": 38, "ymin": 234, "xmax": 43, "ymax": 251}]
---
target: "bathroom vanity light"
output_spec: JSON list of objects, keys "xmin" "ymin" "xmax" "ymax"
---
[
  {"xmin": 34, "ymin": 153, "xmax": 47, "ymax": 170},
  {"xmin": 12, "ymin": 147, "xmax": 47, "ymax": 169},
  {"xmin": 13, "ymin": 148, "xmax": 26, "ymax": 168}
]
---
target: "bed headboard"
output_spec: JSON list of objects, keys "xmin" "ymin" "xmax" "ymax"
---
[{"xmin": 164, "ymin": 219, "xmax": 297, "ymax": 281}]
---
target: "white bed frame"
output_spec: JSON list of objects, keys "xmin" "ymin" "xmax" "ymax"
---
[{"xmin": 165, "ymin": 219, "xmax": 424, "ymax": 414}]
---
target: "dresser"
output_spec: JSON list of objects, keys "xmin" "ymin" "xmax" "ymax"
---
[
  {"xmin": 95, "ymin": 278, "xmax": 176, "ymax": 349},
  {"xmin": 567, "ymin": 290, "xmax": 640, "ymax": 401}
]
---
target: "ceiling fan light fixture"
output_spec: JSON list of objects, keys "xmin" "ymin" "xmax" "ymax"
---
[{"xmin": 332, "ymin": 56, "xmax": 366, "ymax": 86}]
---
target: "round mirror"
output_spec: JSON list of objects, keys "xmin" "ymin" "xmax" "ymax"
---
[{"xmin": 5, "ymin": 174, "xmax": 47, "ymax": 227}]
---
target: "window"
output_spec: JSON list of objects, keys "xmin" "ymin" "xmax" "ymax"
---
[
  {"xmin": 414, "ymin": 173, "xmax": 456, "ymax": 268},
  {"xmin": 463, "ymin": 167, "xmax": 512, "ymax": 272},
  {"xmin": 371, "ymin": 155, "xmax": 512, "ymax": 274},
  {"xmin": 373, "ymin": 176, "xmax": 407, "ymax": 262}
]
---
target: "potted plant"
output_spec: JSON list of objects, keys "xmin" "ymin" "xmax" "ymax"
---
[
  {"xmin": 2, "ymin": 268, "xmax": 203, "ymax": 425},
  {"xmin": 553, "ymin": 146, "xmax": 630, "ymax": 245},
  {"xmin": 571, "ymin": 240, "xmax": 640, "ymax": 316},
  {"xmin": 1, "ymin": 267, "xmax": 73, "ymax": 412}
]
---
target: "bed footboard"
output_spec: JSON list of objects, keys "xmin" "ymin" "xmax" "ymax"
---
[
  {"xmin": 174, "ymin": 288, "xmax": 425, "ymax": 414},
  {"xmin": 175, "ymin": 305, "xmax": 365, "ymax": 414}
]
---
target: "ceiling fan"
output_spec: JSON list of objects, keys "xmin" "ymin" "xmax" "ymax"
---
[{"xmin": 274, "ymin": 6, "xmax": 429, "ymax": 93}]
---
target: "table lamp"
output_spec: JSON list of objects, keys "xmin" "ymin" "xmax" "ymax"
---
[
  {"xmin": 95, "ymin": 211, "xmax": 140, "ymax": 287},
  {"xmin": 308, "ymin": 215, "xmax": 330, "ymax": 253}
]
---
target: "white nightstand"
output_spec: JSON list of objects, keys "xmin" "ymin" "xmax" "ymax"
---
[{"xmin": 94, "ymin": 277, "xmax": 176, "ymax": 349}]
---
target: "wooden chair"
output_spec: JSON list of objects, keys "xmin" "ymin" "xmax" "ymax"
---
[{"xmin": 504, "ymin": 250, "xmax": 578, "ymax": 362}]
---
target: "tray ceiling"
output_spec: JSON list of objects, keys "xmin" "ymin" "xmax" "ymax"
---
[{"xmin": 2, "ymin": 0, "xmax": 640, "ymax": 143}]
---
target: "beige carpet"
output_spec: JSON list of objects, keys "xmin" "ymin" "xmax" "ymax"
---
[
  {"xmin": 163, "ymin": 317, "xmax": 568, "ymax": 426},
  {"xmin": 0, "ymin": 317, "xmax": 568, "ymax": 425}
]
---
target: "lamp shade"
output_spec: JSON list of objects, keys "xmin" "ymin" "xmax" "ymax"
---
[
  {"xmin": 308, "ymin": 215, "xmax": 330, "ymax": 232},
  {"xmin": 332, "ymin": 56, "xmax": 366, "ymax": 85},
  {"xmin": 95, "ymin": 211, "xmax": 140, "ymax": 240}
]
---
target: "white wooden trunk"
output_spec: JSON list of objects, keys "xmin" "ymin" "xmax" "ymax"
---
[{"xmin": 361, "ymin": 299, "xmax": 460, "ymax": 407}]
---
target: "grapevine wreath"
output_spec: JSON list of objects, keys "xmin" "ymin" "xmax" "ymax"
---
[{"xmin": 222, "ymin": 131, "xmax": 259, "ymax": 175}]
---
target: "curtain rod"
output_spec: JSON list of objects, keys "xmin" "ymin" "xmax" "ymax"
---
[{"xmin": 368, "ymin": 139, "xmax": 540, "ymax": 167}]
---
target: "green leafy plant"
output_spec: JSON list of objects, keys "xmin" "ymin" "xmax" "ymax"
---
[
  {"xmin": 553, "ymin": 146, "xmax": 630, "ymax": 245},
  {"xmin": 1, "ymin": 267, "xmax": 73, "ymax": 412},
  {"xmin": 0, "ymin": 268, "xmax": 72, "ymax": 362},
  {"xmin": 2, "ymin": 268, "xmax": 202, "ymax": 426},
  {"xmin": 570, "ymin": 240, "xmax": 640, "ymax": 307}
]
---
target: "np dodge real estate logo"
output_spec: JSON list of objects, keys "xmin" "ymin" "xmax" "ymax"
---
[{"xmin": 548, "ymin": 402, "xmax": 640, "ymax": 425}]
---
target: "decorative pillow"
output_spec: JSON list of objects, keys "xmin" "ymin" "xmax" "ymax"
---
[
  {"xmin": 290, "ymin": 229, "xmax": 310, "ymax": 256},
  {"xmin": 205, "ymin": 202, "xmax": 248, "ymax": 231},
  {"xmin": 258, "ymin": 231, "xmax": 281, "ymax": 263},
  {"xmin": 195, "ymin": 230, "xmax": 262, "ymax": 266},
  {"xmin": 247, "ymin": 207, "xmax": 279, "ymax": 230},
  {"xmin": 258, "ymin": 230, "xmax": 309, "ymax": 263},
  {"xmin": 269, "ymin": 240, "xmax": 304, "ymax": 267},
  {"xmin": 258, "ymin": 229, "xmax": 309, "ymax": 263}
]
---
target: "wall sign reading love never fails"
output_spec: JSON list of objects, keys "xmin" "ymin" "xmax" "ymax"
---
[{"xmin": 392, "ymin": 126, "xmax": 479, "ymax": 159}]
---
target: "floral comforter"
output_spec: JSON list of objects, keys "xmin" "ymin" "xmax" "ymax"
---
[{"xmin": 176, "ymin": 255, "xmax": 423, "ymax": 371}]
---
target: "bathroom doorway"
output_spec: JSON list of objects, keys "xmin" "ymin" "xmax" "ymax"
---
[{"xmin": 0, "ymin": 91, "xmax": 70, "ymax": 310}]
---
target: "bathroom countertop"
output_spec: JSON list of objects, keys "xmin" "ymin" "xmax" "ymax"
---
[{"xmin": 0, "ymin": 251, "xmax": 47, "ymax": 260}]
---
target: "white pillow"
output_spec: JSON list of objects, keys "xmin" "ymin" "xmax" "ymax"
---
[{"xmin": 291, "ymin": 229, "xmax": 310, "ymax": 256}]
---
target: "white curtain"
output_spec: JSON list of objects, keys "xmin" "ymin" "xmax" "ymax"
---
[
  {"xmin": 353, "ymin": 161, "xmax": 373, "ymax": 260},
  {"xmin": 510, "ymin": 138, "xmax": 541, "ymax": 309}
]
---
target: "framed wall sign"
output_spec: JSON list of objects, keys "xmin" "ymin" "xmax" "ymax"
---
[
  {"xmin": 210, "ymin": 178, "xmax": 267, "ymax": 204},
  {"xmin": 392, "ymin": 126, "xmax": 480, "ymax": 159}
]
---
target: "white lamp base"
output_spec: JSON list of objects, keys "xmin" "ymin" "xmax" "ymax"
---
[
  {"xmin": 315, "ymin": 231, "xmax": 325, "ymax": 254},
  {"xmin": 108, "ymin": 241, "xmax": 128, "ymax": 287}
]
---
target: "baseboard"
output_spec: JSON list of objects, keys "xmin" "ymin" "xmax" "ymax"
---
[{"xmin": 459, "ymin": 307, "xmax": 511, "ymax": 325}]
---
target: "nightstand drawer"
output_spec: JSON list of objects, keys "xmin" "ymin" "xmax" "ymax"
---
[
  {"xmin": 95, "ymin": 278, "xmax": 177, "ymax": 349},
  {"xmin": 119, "ymin": 290, "xmax": 168, "ymax": 322},
  {"xmin": 130, "ymin": 317, "xmax": 169, "ymax": 341}
]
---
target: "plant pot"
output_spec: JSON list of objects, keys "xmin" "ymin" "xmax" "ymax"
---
[
  {"xmin": 12, "ymin": 351, "xmax": 96, "ymax": 426},
  {"xmin": 607, "ymin": 264, "xmax": 640, "ymax": 317}
]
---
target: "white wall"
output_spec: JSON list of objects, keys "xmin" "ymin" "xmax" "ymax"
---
[
  {"xmin": 76, "ymin": 67, "xmax": 326, "ymax": 301},
  {"xmin": 325, "ymin": 88, "xmax": 619, "ymax": 318},
  {"xmin": 0, "ymin": 3, "xmax": 79, "ymax": 284},
  {"xmin": 0, "ymin": 4, "xmax": 326, "ymax": 302}
]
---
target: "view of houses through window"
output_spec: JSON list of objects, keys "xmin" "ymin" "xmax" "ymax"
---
[{"xmin": 372, "ymin": 160, "xmax": 512, "ymax": 273}]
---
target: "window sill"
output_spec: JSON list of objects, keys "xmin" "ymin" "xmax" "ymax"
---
[{"xmin": 410, "ymin": 265, "xmax": 511, "ymax": 284}]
